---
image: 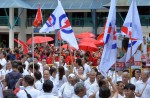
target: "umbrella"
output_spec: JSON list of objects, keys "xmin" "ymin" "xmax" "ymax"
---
[
  {"xmin": 78, "ymin": 38, "xmax": 97, "ymax": 43},
  {"xmin": 79, "ymin": 38, "xmax": 104, "ymax": 46},
  {"xmin": 27, "ymin": 36, "xmax": 54, "ymax": 44},
  {"xmin": 79, "ymin": 42, "xmax": 98, "ymax": 52},
  {"xmin": 62, "ymin": 44, "xmax": 76, "ymax": 50},
  {"xmin": 76, "ymin": 32, "xmax": 95, "ymax": 39}
]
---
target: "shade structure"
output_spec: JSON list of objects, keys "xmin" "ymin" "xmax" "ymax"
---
[
  {"xmin": 27, "ymin": 36, "xmax": 54, "ymax": 44},
  {"xmin": 76, "ymin": 32, "xmax": 95, "ymax": 39},
  {"xmin": 62, "ymin": 44, "xmax": 76, "ymax": 50},
  {"xmin": 79, "ymin": 42, "xmax": 98, "ymax": 52}
]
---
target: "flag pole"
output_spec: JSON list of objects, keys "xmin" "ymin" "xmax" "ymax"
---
[
  {"xmin": 32, "ymin": 26, "xmax": 35, "ymax": 76},
  {"xmin": 129, "ymin": 0, "xmax": 135, "ymax": 82}
]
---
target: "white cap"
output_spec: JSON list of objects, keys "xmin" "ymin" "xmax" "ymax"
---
[{"xmin": 68, "ymin": 73, "xmax": 76, "ymax": 78}]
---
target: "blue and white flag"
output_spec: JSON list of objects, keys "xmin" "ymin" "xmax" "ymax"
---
[
  {"xmin": 121, "ymin": 0, "xmax": 143, "ymax": 62},
  {"xmin": 39, "ymin": 0, "xmax": 65, "ymax": 33},
  {"xmin": 98, "ymin": 0, "xmax": 117, "ymax": 77},
  {"xmin": 40, "ymin": 0, "xmax": 78, "ymax": 49}
]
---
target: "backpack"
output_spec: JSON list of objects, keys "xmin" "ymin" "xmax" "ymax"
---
[{"xmin": 7, "ymin": 73, "xmax": 20, "ymax": 90}]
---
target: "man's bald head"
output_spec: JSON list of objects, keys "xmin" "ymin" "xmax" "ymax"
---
[{"xmin": 122, "ymin": 72, "xmax": 130, "ymax": 85}]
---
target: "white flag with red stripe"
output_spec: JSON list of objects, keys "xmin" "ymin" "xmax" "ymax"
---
[
  {"xmin": 121, "ymin": 0, "xmax": 143, "ymax": 62},
  {"xmin": 98, "ymin": 0, "xmax": 117, "ymax": 77}
]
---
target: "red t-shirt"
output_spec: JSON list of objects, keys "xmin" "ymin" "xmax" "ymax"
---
[
  {"xmin": 46, "ymin": 56, "xmax": 53, "ymax": 64},
  {"xmin": 65, "ymin": 55, "xmax": 72, "ymax": 65}
]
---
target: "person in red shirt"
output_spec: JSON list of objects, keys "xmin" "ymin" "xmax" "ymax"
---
[
  {"xmin": 46, "ymin": 52, "xmax": 54, "ymax": 64},
  {"xmin": 65, "ymin": 51, "xmax": 72, "ymax": 65}
]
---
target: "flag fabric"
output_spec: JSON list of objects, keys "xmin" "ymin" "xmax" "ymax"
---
[
  {"xmin": 40, "ymin": 0, "xmax": 65, "ymax": 33},
  {"xmin": 98, "ymin": 0, "xmax": 117, "ymax": 77},
  {"xmin": 33, "ymin": 5, "xmax": 42, "ymax": 27},
  {"xmin": 121, "ymin": 0, "xmax": 143, "ymax": 62},
  {"xmin": 14, "ymin": 39, "xmax": 28, "ymax": 54},
  {"xmin": 40, "ymin": 0, "xmax": 78, "ymax": 50}
]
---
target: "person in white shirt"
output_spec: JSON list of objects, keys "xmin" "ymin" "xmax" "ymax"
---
[
  {"xmin": 0, "ymin": 52, "xmax": 7, "ymax": 70},
  {"xmin": 34, "ymin": 58, "xmax": 43, "ymax": 75},
  {"xmin": 5, "ymin": 61, "xmax": 12, "ymax": 74},
  {"xmin": 50, "ymin": 67, "xmax": 59, "ymax": 96},
  {"xmin": 72, "ymin": 82, "xmax": 87, "ymax": 98},
  {"xmin": 37, "ymin": 80, "xmax": 58, "ymax": 98},
  {"xmin": 28, "ymin": 63, "xmax": 40, "ymax": 77},
  {"xmin": 58, "ymin": 73, "xmax": 77, "ymax": 98},
  {"xmin": 82, "ymin": 57, "xmax": 91, "ymax": 75},
  {"xmin": 112, "ymin": 70, "xmax": 122, "ymax": 83},
  {"xmin": 84, "ymin": 69, "xmax": 96, "ymax": 91},
  {"xmin": 16, "ymin": 75, "xmax": 40, "ymax": 98},
  {"xmin": 130, "ymin": 69, "xmax": 141, "ymax": 85},
  {"xmin": 57, "ymin": 66, "xmax": 67, "ymax": 90},
  {"xmin": 0, "ymin": 63, "xmax": 5, "ymax": 82},
  {"xmin": 21, "ymin": 55, "xmax": 29, "ymax": 71},
  {"xmin": 135, "ymin": 70, "xmax": 150, "ymax": 98},
  {"xmin": 87, "ymin": 72, "xmax": 105, "ymax": 98},
  {"xmin": 34, "ymin": 71, "xmax": 42, "ymax": 90},
  {"xmin": 116, "ymin": 81, "xmax": 124, "ymax": 98},
  {"xmin": 73, "ymin": 58, "xmax": 82, "ymax": 74},
  {"xmin": 122, "ymin": 72, "xmax": 130, "ymax": 85},
  {"xmin": 75, "ymin": 66, "xmax": 86, "ymax": 81},
  {"xmin": 124, "ymin": 83, "xmax": 136, "ymax": 98}
]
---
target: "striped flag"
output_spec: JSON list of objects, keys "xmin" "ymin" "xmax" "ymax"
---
[
  {"xmin": 98, "ymin": 0, "xmax": 117, "ymax": 77},
  {"xmin": 121, "ymin": 0, "xmax": 143, "ymax": 62}
]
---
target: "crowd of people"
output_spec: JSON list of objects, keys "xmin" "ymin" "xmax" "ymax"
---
[{"xmin": 0, "ymin": 45, "xmax": 149, "ymax": 98}]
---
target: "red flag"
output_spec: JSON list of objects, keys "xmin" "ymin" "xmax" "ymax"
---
[
  {"xmin": 33, "ymin": 5, "xmax": 42, "ymax": 27},
  {"xmin": 14, "ymin": 39, "xmax": 28, "ymax": 54}
]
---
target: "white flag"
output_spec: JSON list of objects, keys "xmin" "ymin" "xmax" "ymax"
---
[
  {"xmin": 40, "ymin": 0, "xmax": 65, "ymax": 33},
  {"xmin": 98, "ymin": 0, "xmax": 117, "ymax": 77},
  {"xmin": 121, "ymin": 0, "xmax": 143, "ymax": 62}
]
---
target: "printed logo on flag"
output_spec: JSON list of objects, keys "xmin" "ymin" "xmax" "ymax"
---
[
  {"xmin": 46, "ymin": 14, "xmax": 56, "ymax": 27},
  {"xmin": 59, "ymin": 14, "xmax": 73, "ymax": 34},
  {"xmin": 105, "ymin": 22, "xmax": 117, "ymax": 49}
]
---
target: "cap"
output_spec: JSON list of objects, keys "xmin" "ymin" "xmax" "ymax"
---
[{"xmin": 68, "ymin": 73, "xmax": 76, "ymax": 78}]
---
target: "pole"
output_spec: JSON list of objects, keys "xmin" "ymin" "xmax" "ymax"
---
[
  {"xmin": 129, "ymin": 0, "xmax": 135, "ymax": 82},
  {"xmin": 114, "ymin": 63, "xmax": 117, "ymax": 83},
  {"xmin": 32, "ymin": 26, "xmax": 35, "ymax": 75}
]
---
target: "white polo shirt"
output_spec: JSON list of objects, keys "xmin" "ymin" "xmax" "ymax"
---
[
  {"xmin": 87, "ymin": 82, "xmax": 99, "ymax": 97},
  {"xmin": 17, "ymin": 86, "xmax": 41, "ymax": 98},
  {"xmin": 58, "ymin": 82, "xmax": 74, "ymax": 98},
  {"xmin": 37, "ymin": 93, "xmax": 58, "ymax": 98},
  {"xmin": 135, "ymin": 80, "xmax": 150, "ymax": 98},
  {"xmin": 84, "ymin": 78, "xmax": 96, "ymax": 91}
]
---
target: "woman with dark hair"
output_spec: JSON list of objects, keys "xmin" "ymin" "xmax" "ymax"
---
[
  {"xmin": 116, "ymin": 81, "xmax": 124, "ymax": 98},
  {"xmin": 75, "ymin": 66, "xmax": 86, "ymax": 81},
  {"xmin": 130, "ymin": 69, "xmax": 141, "ymax": 85},
  {"xmin": 98, "ymin": 78, "xmax": 118, "ymax": 98},
  {"xmin": 3, "ymin": 89, "xmax": 18, "ymax": 98},
  {"xmin": 50, "ymin": 67, "xmax": 59, "ymax": 96},
  {"xmin": 73, "ymin": 58, "xmax": 83, "ymax": 74},
  {"xmin": 57, "ymin": 66, "xmax": 67, "ymax": 90},
  {"xmin": 34, "ymin": 71, "xmax": 42, "ymax": 90}
]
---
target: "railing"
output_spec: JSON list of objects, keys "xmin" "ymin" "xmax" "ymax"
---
[
  {"xmin": 0, "ymin": 15, "xmax": 150, "ymax": 27},
  {"xmin": 0, "ymin": 16, "xmax": 20, "ymax": 26}
]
